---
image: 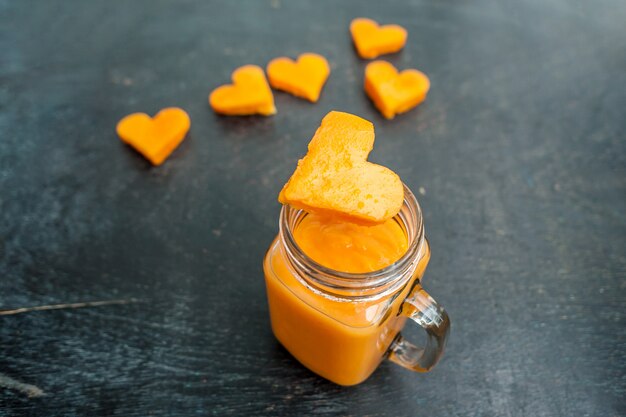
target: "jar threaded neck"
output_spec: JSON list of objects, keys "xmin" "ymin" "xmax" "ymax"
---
[{"xmin": 279, "ymin": 184, "xmax": 425, "ymax": 300}]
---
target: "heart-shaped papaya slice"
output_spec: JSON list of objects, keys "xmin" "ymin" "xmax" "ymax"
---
[
  {"xmin": 365, "ymin": 60, "xmax": 430, "ymax": 119},
  {"xmin": 350, "ymin": 18, "xmax": 407, "ymax": 59},
  {"xmin": 267, "ymin": 53, "xmax": 330, "ymax": 102},
  {"xmin": 116, "ymin": 107, "xmax": 190, "ymax": 166},
  {"xmin": 279, "ymin": 111, "xmax": 404, "ymax": 224},
  {"xmin": 209, "ymin": 65, "xmax": 276, "ymax": 116}
]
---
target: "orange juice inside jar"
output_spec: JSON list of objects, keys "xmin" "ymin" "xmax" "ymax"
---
[
  {"xmin": 264, "ymin": 111, "xmax": 449, "ymax": 386},
  {"xmin": 293, "ymin": 213, "xmax": 408, "ymax": 273}
]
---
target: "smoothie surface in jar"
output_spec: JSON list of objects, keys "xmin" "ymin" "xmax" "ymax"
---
[{"xmin": 293, "ymin": 212, "xmax": 408, "ymax": 273}]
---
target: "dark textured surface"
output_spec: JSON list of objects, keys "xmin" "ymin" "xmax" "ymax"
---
[{"xmin": 1, "ymin": 0, "xmax": 625, "ymax": 415}]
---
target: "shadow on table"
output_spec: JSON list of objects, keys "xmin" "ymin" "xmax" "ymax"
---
[{"xmin": 212, "ymin": 114, "xmax": 276, "ymax": 140}]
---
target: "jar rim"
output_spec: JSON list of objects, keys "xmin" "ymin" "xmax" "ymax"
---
[{"xmin": 279, "ymin": 183, "xmax": 425, "ymax": 297}]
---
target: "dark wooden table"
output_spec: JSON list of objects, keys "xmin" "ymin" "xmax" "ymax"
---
[{"xmin": 1, "ymin": 0, "xmax": 625, "ymax": 416}]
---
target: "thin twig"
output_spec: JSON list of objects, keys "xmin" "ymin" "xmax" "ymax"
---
[
  {"xmin": 0, "ymin": 298, "xmax": 140, "ymax": 316},
  {"xmin": 0, "ymin": 373, "xmax": 45, "ymax": 397}
]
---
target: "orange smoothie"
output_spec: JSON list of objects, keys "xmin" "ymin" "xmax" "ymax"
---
[
  {"xmin": 263, "ymin": 212, "xmax": 430, "ymax": 385},
  {"xmin": 293, "ymin": 213, "xmax": 408, "ymax": 273}
]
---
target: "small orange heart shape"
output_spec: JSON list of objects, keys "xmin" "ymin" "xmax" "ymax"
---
[
  {"xmin": 279, "ymin": 111, "xmax": 403, "ymax": 224},
  {"xmin": 209, "ymin": 65, "xmax": 276, "ymax": 116},
  {"xmin": 267, "ymin": 53, "xmax": 330, "ymax": 102},
  {"xmin": 365, "ymin": 61, "xmax": 430, "ymax": 119},
  {"xmin": 350, "ymin": 18, "xmax": 407, "ymax": 59},
  {"xmin": 116, "ymin": 107, "xmax": 190, "ymax": 166}
]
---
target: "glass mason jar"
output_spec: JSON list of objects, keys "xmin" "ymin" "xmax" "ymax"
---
[{"xmin": 263, "ymin": 184, "xmax": 450, "ymax": 386}]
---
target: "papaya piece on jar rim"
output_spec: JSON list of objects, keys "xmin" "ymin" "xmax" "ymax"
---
[{"xmin": 279, "ymin": 111, "xmax": 404, "ymax": 224}]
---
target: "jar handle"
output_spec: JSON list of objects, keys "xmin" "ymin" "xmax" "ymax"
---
[{"xmin": 387, "ymin": 284, "xmax": 450, "ymax": 372}]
